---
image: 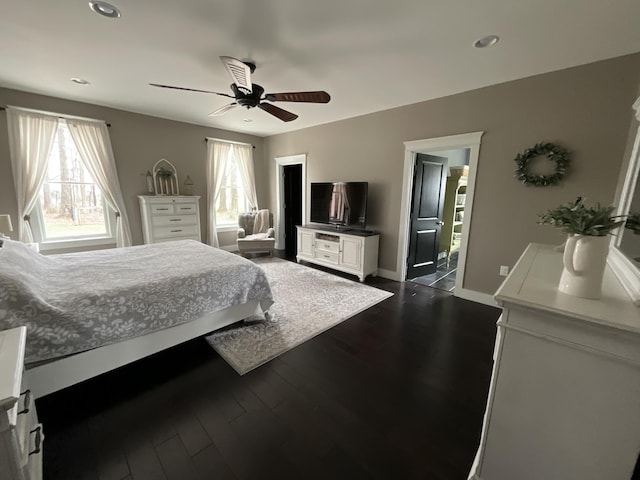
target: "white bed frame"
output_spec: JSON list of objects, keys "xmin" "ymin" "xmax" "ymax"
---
[{"xmin": 25, "ymin": 300, "xmax": 264, "ymax": 398}]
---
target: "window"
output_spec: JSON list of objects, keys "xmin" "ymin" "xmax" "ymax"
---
[
  {"xmin": 214, "ymin": 145, "xmax": 251, "ymax": 228},
  {"xmin": 32, "ymin": 120, "xmax": 115, "ymax": 248}
]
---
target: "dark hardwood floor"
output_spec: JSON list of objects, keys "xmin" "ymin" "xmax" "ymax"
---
[{"xmin": 36, "ymin": 253, "xmax": 500, "ymax": 480}]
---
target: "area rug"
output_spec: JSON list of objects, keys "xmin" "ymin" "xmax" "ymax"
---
[{"xmin": 205, "ymin": 257, "xmax": 393, "ymax": 375}]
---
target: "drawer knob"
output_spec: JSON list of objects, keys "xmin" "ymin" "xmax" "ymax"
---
[
  {"xmin": 169, "ymin": 218, "xmax": 182, "ymax": 222},
  {"xmin": 170, "ymin": 229, "xmax": 183, "ymax": 233},
  {"xmin": 18, "ymin": 389, "xmax": 31, "ymax": 415},
  {"xmin": 29, "ymin": 426, "xmax": 42, "ymax": 456}
]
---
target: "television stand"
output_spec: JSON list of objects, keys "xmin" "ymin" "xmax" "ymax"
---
[{"xmin": 296, "ymin": 226, "xmax": 380, "ymax": 282}]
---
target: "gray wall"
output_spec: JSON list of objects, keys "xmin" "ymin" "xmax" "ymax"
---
[
  {"xmin": 264, "ymin": 53, "xmax": 640, "ymax": 294},
  {"xmin": 0, "ymin": 88, "xmax": 266, "ymax": 252},
  {"xmin": 2, "ymin": 53, "xmax": 639, "ymax": 294}
]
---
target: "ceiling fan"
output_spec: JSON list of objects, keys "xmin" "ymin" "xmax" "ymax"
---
[{"xmin": 150, "ymin": 56, "xmax": 331, "ymax": 122}]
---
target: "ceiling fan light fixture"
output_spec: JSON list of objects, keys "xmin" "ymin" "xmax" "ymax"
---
[
  {"xmin": 153, "ymin": 55, "xmax": 330, "ymax": 123},
  {"xmin": 71, "ymin": 77, "xmax": 90, "ymax": 85},
  {"xmin": 89, "ymin": 1, "xmax": 121, "ymax": 18},
  {"xmin": 474, "ymin": 35, "xmax": 499, "ymax": 49}
]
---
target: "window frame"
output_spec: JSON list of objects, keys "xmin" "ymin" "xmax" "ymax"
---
[
  {"xmin": 214, "ymin": 146, "xmax": 252, "ymax": 230},
  {"xmin": 30, "ymin": 206, "xmax": 117, "ymax": 251},
  {"xmin": 30, "ymin": 121, "xmax": 117, "ymax": 251}
]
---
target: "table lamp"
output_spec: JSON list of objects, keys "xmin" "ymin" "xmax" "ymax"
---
[{"xmin": 0, "ymin": 214, "xmax": 13, "ymax": 238}]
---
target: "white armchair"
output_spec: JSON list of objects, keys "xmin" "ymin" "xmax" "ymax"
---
[{"xmin": 237, "ymin": 209, "xmax": 275, "ymax": 257}]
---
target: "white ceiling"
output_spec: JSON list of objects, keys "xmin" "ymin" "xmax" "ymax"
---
[{"xmin": 1, "ymin": 0, "xmax": 639, "ymax": 137}]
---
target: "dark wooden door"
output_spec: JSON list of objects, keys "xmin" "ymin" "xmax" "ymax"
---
[
  {"xmin": 407, "ymin": 153, "xmax": 448, "ymax": 278},
  {"xmin": 283, "ymin": 164, "xmax": 303, "ymax": 258}
]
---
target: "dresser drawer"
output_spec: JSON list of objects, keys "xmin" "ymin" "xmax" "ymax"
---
[
  {"xmin": 153, "ymin": 225, "xmax": 199, "ymax": 239},
  {"xmin": 24, "ymin": 423, "xmax": 43, "ymax": 480},
  {"xmin": 173, "ymin": 203, "xmax": 197, "ymax": 214},
  {"xmin": 152, "ymin": 215, "xmax": 197, "ymax": 227},
  {"xmin": 150, "ymin": 204, "xmax": 175, "ymax": 215},
  {"xmin": 315, "ymin": 240, "xmax": 340, "ymax": 253},
  {"xmin": 315, "ymin": 250, "xmax": 339, "ymax": 264},
  {"xmin": 154, "ymin": 236, "xmax": 200, "ymax": 243},
  {"xmin": 15, "ymin": 386, "xmax": 36, "ymax": 464}
]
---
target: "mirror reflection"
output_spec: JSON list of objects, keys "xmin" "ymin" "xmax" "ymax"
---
[{"xmin": 618, "ymin": 173, "xmax": 640, "ymax": 265}]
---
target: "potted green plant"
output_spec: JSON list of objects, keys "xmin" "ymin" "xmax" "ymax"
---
[
  {"xmin": 625, "ymin": 212, "xmax": 640, "ymax": 235},
  {"xmin": 537, "ymin": 197, "xmax": 625, "ymax": 299},
  {"xmin": 537, "ymin": 197, "xmax": 625, "ymax": 236}
]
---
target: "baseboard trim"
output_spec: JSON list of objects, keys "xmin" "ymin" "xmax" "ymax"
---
[
  {"xmin": 377, "ymin": 268, "xmax": 400, "ymax": 281},
  {"xmin": 376, "ymin": 269, "xmax": 497, "ymax": 307},
  {"xmin": 455, "ymin": 287, "xmax": 497, "ymax": 307}
]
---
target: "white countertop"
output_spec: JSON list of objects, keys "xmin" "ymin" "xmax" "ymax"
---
[{"xmin": 495, "ymin": 243, "xmax": 640, "ymax": 335}]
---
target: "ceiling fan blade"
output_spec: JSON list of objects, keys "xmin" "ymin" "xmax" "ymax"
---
[
  {"xmin": 258, "ymin": 103, "xmax": 298, "ymax": 122},
  {"xmin": 219, "ymin": 56, "xmax": 253, "ymax": 95},
  {"xmin": 149, "ymin": 83, "xmax": 234, "ymax": 98},
  {"xmin": 208, "ymin": 103, "xmax": 238, "ymax": 117},
  {"xmin": 265, "ymin": 91, "xmax": 331, "ymax": 103}
]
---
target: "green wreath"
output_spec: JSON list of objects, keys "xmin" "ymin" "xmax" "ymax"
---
[{"xmin": 514, "ymin": 142, "xmax": 571, "ymax": 187}]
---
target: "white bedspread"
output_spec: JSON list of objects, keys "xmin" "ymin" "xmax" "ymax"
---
[{"xmin": 0, "ymin": 239, "xmax": 273, "ymax": 364}]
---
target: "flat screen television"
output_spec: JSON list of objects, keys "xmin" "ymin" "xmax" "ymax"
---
[{"xmin": 310, "ymin": 182, "xmax": 368, "ymax": 229}]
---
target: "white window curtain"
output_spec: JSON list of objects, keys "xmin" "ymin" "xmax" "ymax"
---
[
  {"xmin": 6, "ymin": 108, "xmax": 59, "ymax": 243},
  {"xmin": 206, "ymin": 140, "xmax": 232, "ymax": 247},
  {"xmin": 66, "ymin": 118, "xmax": 132, "ymax": 247},
  {"xmin": 234, "ymin": 143, "xmax": 258, "ymax": 211}
]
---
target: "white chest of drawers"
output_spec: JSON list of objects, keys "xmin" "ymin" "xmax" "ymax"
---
[
  {"xmin": 138, "ymin": 195, "xmax": 201, "ymax": 244},
  {"xmin": 469, "ymin": 244, "xmax": 640, "ymax": 480},
  {"xmin": 0, "ymin": 327, "xmax": 43, "ymax": 480}
]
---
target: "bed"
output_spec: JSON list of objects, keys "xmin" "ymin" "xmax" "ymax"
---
[{"xmin": 0, "ymin": 238, "xmax": 273, "ymax": 397}]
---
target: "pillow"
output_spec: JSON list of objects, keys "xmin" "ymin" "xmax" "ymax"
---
[
  {"xmin": 0, "ymin": 238, "xmax": 51, "ymax": 298},
  {"xmin": 0, "ymin": 239, "xmax": 53, "ymax": 333}
]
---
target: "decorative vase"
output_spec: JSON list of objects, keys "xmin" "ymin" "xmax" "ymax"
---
[
  {"xmin": 145, "ymin": 170, "xmax": 154, "ymax": 193},
  {"xmin": 558, "ymin": 234, "xmax": 609, "ymax": 299},
  {"xmin": 184, "ymin": 176, "xmax": 194, "ymax": 195}
]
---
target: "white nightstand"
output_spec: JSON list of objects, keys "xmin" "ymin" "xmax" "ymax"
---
[{"xmin": 0, "ymin": 327, "xmax": 43, "ymax": 480}]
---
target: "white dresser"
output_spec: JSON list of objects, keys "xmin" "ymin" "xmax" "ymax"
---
[
  {"xmin": 469, "ymin": 243, "xmax": 640, "ymax": 480},
  {"xmin": 296, "ymin": 225, "xmax": 379, "ymax": 282},
  {"xmin": 138, "ymin": 195, "xmax": 201, "ymax": 244},
  {"xmin": 0, "ymin": 327, "xmax": 43, "ymax": 480}
]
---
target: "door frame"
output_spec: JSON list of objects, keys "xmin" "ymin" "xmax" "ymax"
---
[
  {"xmin": 397, "ymin": 132, "xmax": 483, "ymax": 296},
  {"xmin": 275, "ymin": 154, "xmax": 307, "ymax": 250}
]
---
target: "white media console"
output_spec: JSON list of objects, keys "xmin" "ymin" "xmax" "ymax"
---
[{"xmin": 296, "ymin": 225, "xmax": 379, "ymax": 282}]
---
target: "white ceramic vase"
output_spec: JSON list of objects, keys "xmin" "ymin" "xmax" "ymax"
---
[{"xmin": 559, "ymin": 234, "xmax": 609, "ymax": 299}]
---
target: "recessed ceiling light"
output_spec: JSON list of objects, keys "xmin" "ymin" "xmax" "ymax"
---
[
  {"xmin": 71, "ymin": 78, "xmax": 90, "ymax": 85},
  {"xmin": 243, "ymin": 118, "xmax": 253, "ymax": 123},
  {"xmin": 89, "ymin": 1, "xmax": 121, "ymax": 18},
  {"xmin": 474, "ymin": 35, "xmax": 499, "ymax": 49}
]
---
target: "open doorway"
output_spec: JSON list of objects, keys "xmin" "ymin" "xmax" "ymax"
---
[
  {"xmin": 275, "ymin": 154, "xmax": 306, "ymax": 259},
  {"xmin": 282, "ymin": 164, "xmax": 302, "ymax": 257},
  {"xmin": 409, "ymin": 148, "xmax": 469, "ymax": 292},
  {"xmin": 397, "ymin": 132, "xmax": 483, "ymax": 299}
]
